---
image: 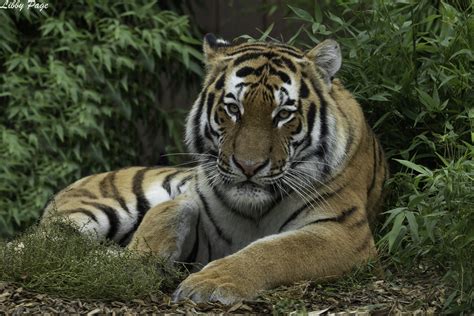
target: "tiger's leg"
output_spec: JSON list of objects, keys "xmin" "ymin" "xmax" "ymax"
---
[
  {"xmin": 127, "ymin": 195, "xmax": 200, "ymax": 262},
  {"xmin": 173, "ymin": 210, "xmax": 376, "ymax": 304}
]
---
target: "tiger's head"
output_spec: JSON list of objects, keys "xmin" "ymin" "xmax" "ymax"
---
[{"xmin": 186, "ymin": 34, "xmax": 348, "ymax": 213}]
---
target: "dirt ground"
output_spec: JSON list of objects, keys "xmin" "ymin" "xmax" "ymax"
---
[{"xmin": 0, "ymin": 268, "xmax": 446, "ymax": 315}]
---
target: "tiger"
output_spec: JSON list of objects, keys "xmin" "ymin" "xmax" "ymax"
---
[{"xmin": 41, "ymin": 33, "xmax": 388, "ymax": 304}]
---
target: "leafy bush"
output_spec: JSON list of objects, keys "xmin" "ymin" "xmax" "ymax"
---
[
  {"xmin": 286, "ymin": 0, "xmax": 473, "ymax": 312},
  {"xmin": 383, "ymin": 153, "xmax": 473, "ymax": 311},
  {"xmin": 0, "ymin": 1, "xmax": 202, "ymax": 237}
]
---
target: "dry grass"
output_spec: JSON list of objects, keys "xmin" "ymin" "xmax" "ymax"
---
[{"xmin": 0, "ymin": 221, "xmax": 181, "ymax": 301}]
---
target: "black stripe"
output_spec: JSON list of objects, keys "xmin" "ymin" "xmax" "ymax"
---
[
  {"xmin": 299, "ymin": 79, "xmax": 309, "ymax": 99},
  {"xmin": 63, "ymin": 208, "xmax": 98, "ymax": 223},
  {"xmin": 185, "ymin": 213, "xmax": 200, "ymax": 263},
  {"xmin": 302, "ymin": 206, "xmax": 358, "ymax": 228},
  {"xmin": 279, "ymin": 206, "xmax": 307, "ymax": 232},
  {"xmin": 117, "ymin": 163, "xmax": 168, "ymax": 247},
  {"xmin": 309, "ymin": 76, "xmax": 324, "ymax": 96},
  {"xmin": 273, "ymin": 47, "xmax": 304, "ymax": 58},
  {"xmin": 215, "ymin": 72, "xmax": 226, "ymax": 90},
  {"xmin": 131, "ymin": 168, "xmax": 153, "ymax": 230},
  {"xmin": 236, "ymin": 66, "xmax": 255, "ymax": 77},
  {"xmin": 228, "ymin": 44, "xmax": 269, "ymax": 55},
  {"xmin": 177, "ymin": 175, "xmax": 194, "ymax": 193},
  {"xmin": 118, "ymin": 230, "xmax": 134, "ymax": 246},
  {"xmin": 367, "ymin": 135, "xmax": 378, "ymax": 197},
  {"xmin": 162, "ymin": 170, "xmax": 181, "ymax": 196},
  {"xmin": 196, "ymin": 185, "xmax": 232, "ymax": 244},
  {"xmin": 273, "ymin": 43, "xmax": 304, "ymax": 54},
  {"xmin": 208, "ymin": 125, "xmax": 220, "ymax": 139},
  {"xmin": 280, "ymin": 56, "xmax": 297, "ymax": 72},
  {"xmin": 206, "ymin": 92, "xmax": 215, "ymax": 123},
  {"xmin": 315, "ymin": 89, "xmax": 329, "ymax": 158},
  {"xmin": 99, "ymin": 172, "xmax": 115, "ymax": 198},
  {"xmin": 82, "ymin": 201, "xmax": 120, "ymax": 239},
  {"xmin": 271, "ymin": 57, "xmax": 284, "ymax": 67},
  {"xmin": 295, "ymin": 91, "xmax": 329, "ymax": 167},
  {"xmin": 99, "ymin": 171, "xmax": 130, "ymax": 214},
  {"xmin": 111, "ymin": 184, "xmax": 130, "ymax": 215},
  {"xmin": 291, "ymin": 101, "xmax": 307, "ymax": 149},
  {"xmin": 254, "ymin": 65, "xmax": 265, "ymax": 77},
  {"xmin": 225, "ymin": 93, "xmax": 236, "ymax": 100},
  {"xmin": 276, "ymin": 71, "xmax": 291, "ymax": 84},
  {"xmin": 214, "ymin": 107, "xmax": 223, "ymax": 125},
  {"xmin": 306, "ymin": 102, "xmax": 316, "ymax": 141},
  {"xmin": 233, "ymin": 51, "xmax": 276, "ymax": 66},
  {"xmin": 229, "ymin": 43, "xmax": 303, "ymax": 57}
]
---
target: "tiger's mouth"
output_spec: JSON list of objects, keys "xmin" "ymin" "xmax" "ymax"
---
[
  {"xmin": 236, "ymin": 180, "xmax": 261, "ymax": 188},
  {"xmin": 231, "ymin": 179, "xmax": 277, "ymax": 197},
  {"xmin": 218, "ymin": 179, "xmax": 276, "ymax": 209}
]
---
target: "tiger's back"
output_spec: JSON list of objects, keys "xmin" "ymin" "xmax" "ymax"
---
[{"xmin": 42, "ymin": 167, "xmax": 196, "ymax": 244}]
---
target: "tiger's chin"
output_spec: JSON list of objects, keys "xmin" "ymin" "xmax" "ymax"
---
[{"xmin": 220, "ymin": 181, "xmax": 275, "ymax": 212}]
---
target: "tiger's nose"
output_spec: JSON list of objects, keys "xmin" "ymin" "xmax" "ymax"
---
[{"xmin": 232, "ymin": 156, "xmax": 266, "ymax": 177}]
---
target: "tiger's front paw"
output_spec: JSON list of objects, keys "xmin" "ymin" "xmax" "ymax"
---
[{"xmin": 173, "ymin": 258, "xmax": 259, "ymax": 305}]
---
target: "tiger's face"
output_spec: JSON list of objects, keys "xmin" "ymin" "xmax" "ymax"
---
[{"xmin": 186, "ymin": 34, "xmax": 343, "ymax": 212}]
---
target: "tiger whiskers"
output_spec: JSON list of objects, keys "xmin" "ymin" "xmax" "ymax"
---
[
  {"xmin": 286, "ymin": 169, "xmax": 336, "ymax": 215},
  {"xmin": 275, "ymin": 178, "xmax": 292, "ymax": 202},
  {"xmin": 288, "ymin": 168, "xmax": 342, "ymax": 215},
  {"xmin": 281, "ymin": 178, "xmax": 324, "ymax": 217},
  {"xmin": 281, "ymin": 175, "xmax": 321, "ymax": 213},
  {"xmin": 290, "ymin": 166, "xmax": 343, "ymax": 201}
]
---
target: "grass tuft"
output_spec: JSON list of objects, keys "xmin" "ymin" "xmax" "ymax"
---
[{"xmin": 0, "ymin": 220, "xmax": 182, "ymax": 300}]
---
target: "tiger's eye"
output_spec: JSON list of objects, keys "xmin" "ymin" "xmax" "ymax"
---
[
  {"xmin": 228, "ymin": 104, "xmax": 240, "ymax": 114},
  {"xmin": 277, "ymin": 110, "xmax": 291, "ymax": 119}
]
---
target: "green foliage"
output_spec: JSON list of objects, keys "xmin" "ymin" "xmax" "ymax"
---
[
  {"xmin": 0, "ymin": 1, "xmax": 202, "ymax": 237},
  {"xmin": 0, "ymin": 220, "xmax": 181, "ymax": 300},
  {"xmin": 383, "ymin": 154, "xmax": 473, "ymax": 311},
  {"xmin": 287, "ymin": 0, "xmax": 473, "ymax": 312}
]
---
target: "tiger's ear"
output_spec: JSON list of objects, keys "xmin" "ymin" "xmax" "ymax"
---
[
  {"xmin": 306, "ymin": 39, "xmax": 342, "ymax": 85},
  {"xmin": 203, "ymin": 33, "xmax": 230, "ymax": 63}
]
